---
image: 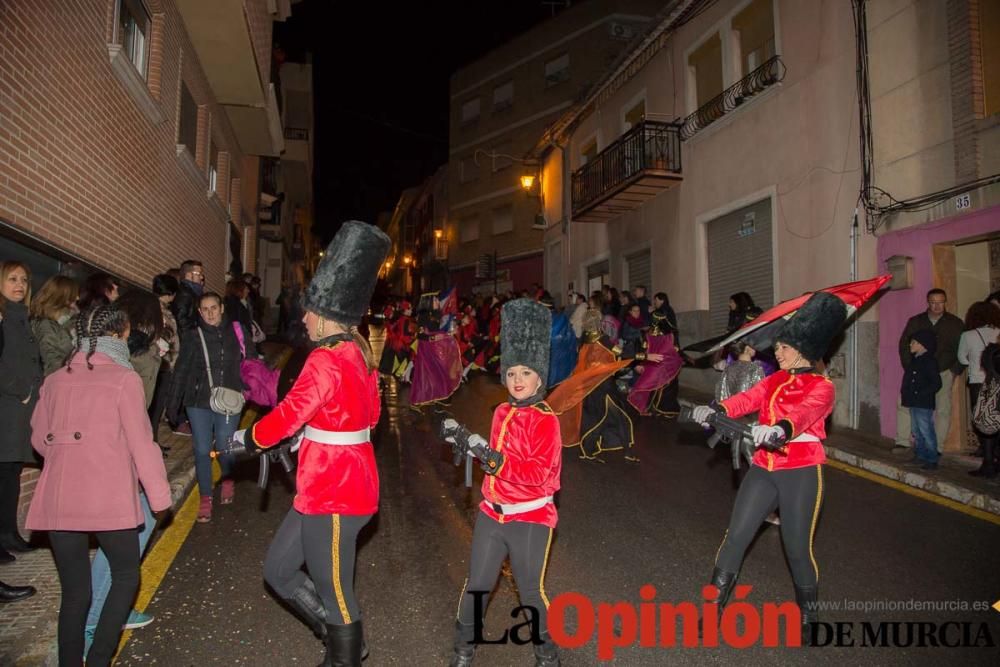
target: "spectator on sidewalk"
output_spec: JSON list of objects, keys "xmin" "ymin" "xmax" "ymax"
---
[
  {"xmin": 171, "ymin": 260, "xmax": 205, "ymax": 333},
  {"xmin": 224, "ymin": 278, "xmax": 253, "ymax": 333},
  {"xmin": 632, "ymin": 285, "xmax": 652, "ymax": 325},
  {"xmin": 148, "ymin": 274, "xmax": 180, "ymax": 450},
  {"xmin": 894, "ymin": 289, "xmax": 964, "ymax": 453},
  {"xmin": 652, "ymin": 292, "xmax": 679, "ymax": 341},
  {"xmin": 26, "ymin": 302, "xmax": 171, "ymax": 665},
  {"xmin": 568, "ymin": 291, "xmax": 587, "ymax": 340},
  {"xmin": 971, "ymin": 335, "xmax": 1000, "ymax": 477},
  {"xmin": 958, "ymin": 302, "xmax": 1000, "ymax": 474},
  {"xmin": 30, "ymin": 275, "xmax": 79, "ymax": 376},
  {"xmin": 77, "ymin": 273, "xmax": 119, "ymax": 312},
  {"xmin": 166, "ymin": 292, "xmax": 243, "ymax": 523},
  {"xmin": 901, "ymin": 329, "xmax": 943, "ymax": 470}
]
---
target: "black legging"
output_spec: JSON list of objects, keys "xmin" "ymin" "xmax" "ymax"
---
[
  {"xmin": 49, "ymin": 529, "xmax": 139, "ymax": 667},
  {"xmin": 715, "ymin": 464, "xmax": 823, "ymax": 587},
  {"xmin": 0, "ymin": 462, "xmax": 23, "ymax": 539},
  {"xmin": 263, "ymin": 510, "xmax": 372, "ymax": 624},
  {"xmin": 457, "ymin": 513, "xmax": 554, "ymax": 634},
  {"xmin": 148, "ymin": 366, "xmax": 174, "ymax": 434}
]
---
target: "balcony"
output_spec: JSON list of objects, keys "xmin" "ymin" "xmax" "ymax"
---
[
  {"xmin": 571, "ymin": 120, "xmax": 682, "ymax": 223},
  {"xmin": 680, "ymin": 56, "xmax": 786, "ymax": 140}
]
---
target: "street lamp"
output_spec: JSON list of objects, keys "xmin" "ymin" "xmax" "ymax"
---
[
  {"xmin": 434, "ymin": 228, "xmax": 443, "ymax": 240},
  {"xmin": 519, "ymin": 173, "xmax": 536, "ymax": 190}
]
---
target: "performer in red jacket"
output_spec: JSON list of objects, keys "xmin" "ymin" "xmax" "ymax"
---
[
  {"xmin": 688, "ymin": 292, "xmax": 847, "ymax": 643},
  {"xmin": 445, "ymin": 298, "xmax": 562, "ymax": 667},
  {"xmin": 224, "ymin": 220, "xmax": 390, "ymax": 666}
]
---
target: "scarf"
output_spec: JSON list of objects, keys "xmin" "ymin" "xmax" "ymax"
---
[
  {"xmin": 508, "ymin": 388, "xmax": 547, "ymax": 408},
  {"xmin": 625, "ymin": 314, "xmax": 645, "ymax": 329},
  {"xmin": 183, "ymin": 279, "xmax": 204, "ymax": 296},
  {"xmin": 87, "ymin": 336, "xmax": 133, "ymax": 369}
]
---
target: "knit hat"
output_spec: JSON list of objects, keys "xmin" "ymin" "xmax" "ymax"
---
[
  {"xmin": 302, "ymin": 221, "xmax": 391, "ymax": 326},
  {"xmin": 500, "ymin": 298, "xmax": 552, "ymax": 388}
]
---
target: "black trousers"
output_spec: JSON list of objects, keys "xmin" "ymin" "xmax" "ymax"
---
[
  {"xmin": 263, "ymin": 509, "xmax": 372, "ymax": 625},
  {"xmin": 457, "ymin": 513, "xmax": 554, "ymax": 635},
  {"xmin": 148, "ymin": 365, "xmax": 173, "ymax": 434},
  {"xmin": 49, "ymin": 529, "xmax": 140, "ymax": 667},
  {"xmin": 715, "ymin": 464, "xmax": 823, "ymax": 587},
  {"xmin": 0, "ymin": 461, "xmax": 23, "ymax": 538}
]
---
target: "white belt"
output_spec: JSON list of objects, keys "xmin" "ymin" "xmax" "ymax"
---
[
  {"xmin": 304, "ymin": 426, "xmax": 371, "ymax": 446},
  {"xmin": 789, "ymin": 434, "xmax": 820, "ymax": 443},
  {"xmin": 487, "ymin": 496, "xmax": 554, "ymax": 516}
]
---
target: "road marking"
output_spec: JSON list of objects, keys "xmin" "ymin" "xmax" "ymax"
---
[
  {"xmin": 116, "ymin": 346, "xmax": 294, "ymax": 656},
  {"xmin": 825, "ymin": 459, "xmax": 1000, "ymax": 526}
]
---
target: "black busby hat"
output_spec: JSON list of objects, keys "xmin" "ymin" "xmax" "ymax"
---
[
  {"xmin": 302, "ymin": 220, "xmax": 391, "ymax": 326},
  {"xmin": 774, "ymin": 292, "xmax": 848, "ymax": 362},
  {"xmin": 501, "ymin": 298, "xmax": 552, "ymax": 388}
]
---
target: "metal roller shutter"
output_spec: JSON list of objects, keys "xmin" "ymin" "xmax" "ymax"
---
[
  {"xmin": 707, "ymin": 198, "xmax": 774, "ymax": 335},
  {"xmin": 625, "ymin": 249, "xmax": 651, "ymax": 291}
]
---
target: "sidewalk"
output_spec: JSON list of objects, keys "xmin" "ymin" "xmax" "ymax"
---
[
  {"xmin": 0, "ymin": 426, "xmax": 197, "ymax": 666},
  {"xmin": 680, "ymin": 387, "xmax": 1000, "ymax": 520}
]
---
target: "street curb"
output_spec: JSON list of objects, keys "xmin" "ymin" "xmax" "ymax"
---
[{"xmin": 824, "ymin": 445, "xmax": 1000, "ymax": 518}]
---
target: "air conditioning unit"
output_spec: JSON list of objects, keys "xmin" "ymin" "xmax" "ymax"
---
[{"xmin": 610, "ymin": 22, "xmax": 634, "ymax": 41}]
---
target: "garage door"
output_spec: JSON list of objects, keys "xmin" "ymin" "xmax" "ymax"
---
[
  {"xmin": 625, "ymin": 249, "xmax": 651, "ymax": 291},
  {"xmin": 707, "ymin": 198, "xmax": 773, "ymax": 335}
]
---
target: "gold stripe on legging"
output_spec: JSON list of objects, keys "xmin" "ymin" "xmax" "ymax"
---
[
  {"xmin": 332, "ymin": 515, "xmax": 351, "ymax": 624},
  {"xmin": 714, "ymin": 529, "xmax": 729, "ymax": 565},
  {"xmin": 539, "ymin": 528, "xmax": 554, "ymax": 608},
  {"xmin": 455, "ymin": 578, "xmax": 468, "ymax": 620},
  {"xmin": 808, "ymin": 465, "xmax": 824, "ymax": 582}
]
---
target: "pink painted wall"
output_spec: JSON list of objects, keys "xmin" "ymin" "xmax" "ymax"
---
[{"xmin": 876, "ymin": 204, "xmax": 1000, "ymax": 437}]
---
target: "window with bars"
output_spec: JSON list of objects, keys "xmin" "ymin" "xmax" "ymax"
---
[{"xmin": 117, "ymin": 0, "xmax": 150, "ymax": 78}]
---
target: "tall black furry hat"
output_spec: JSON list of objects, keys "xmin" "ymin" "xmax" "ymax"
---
[
  {"xmin": 501, "ymin": 298, "xmax": 552, "ymax": 388},
  {"xmin": 774, "ymin": 291, "xmax": 848, "ymax": 362},
  {"xmin": 302, "ymin": 220, "xmax": 391, "ymax": 326}
]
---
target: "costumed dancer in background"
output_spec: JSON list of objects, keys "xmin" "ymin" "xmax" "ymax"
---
[
  {"xmin": 626, "ymin": 310, "xmax": 684, "ymax": 417},
  {"xmin": 547, "ymin": 310, "xmax": 664, "ymax": 462},
  {"xmin": 456, "ymin": 305, "xmax": 483, "ymax": 379},
  {"xmin": 542, "ymin": 294, "xmax": 576, "ymax": 390},
  {"xmin": 221, "ymin": 221, "xmax": 389, "ymax": 666},
  {"xmin": 447, "ymin": 299, "xmax": 562, "ymax": 667},
  {"xmin": 409, "ymin": 292, "xmax": 463, "ymax": 408},
  {"xmin": 688, "ymin": 292, "xmax": 848, "ymax": 643},
  {"xmin": 378, "ymin": 300, "xmax": 414, "ymax": 382}
]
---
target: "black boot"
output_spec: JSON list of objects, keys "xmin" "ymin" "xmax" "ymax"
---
[
  {"xmin": 449, "ymin": 621, "xmax": 476, "ymax": 667},
  {"xmin": 322, "ymin": 620, "xmax": 363, "ymax": 667},
  {"xmin": 794, "ymin": 585, "xmax": 819, "ymax": 646},
  {"xmin": 0, "ymin": 580, "xmax": 36, "ymax": 603},
  {"xmin": 698, "ymin": 568, "xmax": 738, "ymax": 637},
  {"xmin": 0, "ymin": 532, "xmax": 36, "ymax": 553},
  {"xmin": 533, "ymin": 633, "xmax": 560, "ymax": 666},
  {"xmin": 286, "ymin": 578, "xmax": 328, "ymax": 639}
]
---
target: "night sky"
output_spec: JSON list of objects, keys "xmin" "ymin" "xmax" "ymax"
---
[{"xmin": 274, "ymin": 0, "xmax": 569, "ymax": 243}]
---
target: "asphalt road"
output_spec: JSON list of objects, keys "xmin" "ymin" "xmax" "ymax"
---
[{"xmin": 116, "ymin": 365, "xmax": 1000, "ymax": 666}]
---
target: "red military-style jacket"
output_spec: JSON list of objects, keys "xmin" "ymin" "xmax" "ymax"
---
[
  {"xmin": 249, "ymin": 341, "xmax": 380, "ymax": 515},
  {"xmin": 479, "ymin": 400, "xmax": 562, "ymax": 528},
  {"xmin": 718, "ymin": 369, "xmax": 834, "ymax": 472}
]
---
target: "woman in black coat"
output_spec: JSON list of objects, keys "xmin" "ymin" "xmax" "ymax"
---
[{"xmin": 0, "ymin": 261, "xmax": 43, "ymax": 575}]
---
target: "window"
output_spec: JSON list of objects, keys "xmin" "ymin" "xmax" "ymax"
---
[
  {"xmin": 208, "ymin": 140, "xmax": 219, "ymax": 193},
  {"xmin": 689, "ymin": 34, "xmax": 724, "ymax": 109},
  {"xmin": 459, "ymin": 157, "xmax": 478, "ymax": 184},
  {"xmin": 493, "ymin": 81, "xmax": 513, "ymax": 112},
  {"xmin": 545, "ymin": 54, "xmax": 570, "ymax": 87},
  {"xmin": 178, "ymin": 82, "xmax": 198, "ymax": 156},
  {"xmin": 460, "ymin": 215, "xmax": 480, "ymax": 243},
  {"xmin": 116, "ymin": 0, "xmax": 150, "ymax": 78},
  {"xmin": 733, "ymin": 0, "xmax": 775, "ymax": 74},
  {"xmin": 983, "ymin": 0, "xmax": 1000, "ymax": 116},
  {"xmin": 461, "ymin": 98, "xmax": 481, "ymax": 124},
  {"xmin": 581, "ymin": 138, "xmax": 598, "ymax": 164},
  {"xmin": 491, "ymin": 205, "xmax": 513, "ymax": 235},
  {"xmin": 623, "ymin": 98, "xmax": 645, "ymax": 131}
]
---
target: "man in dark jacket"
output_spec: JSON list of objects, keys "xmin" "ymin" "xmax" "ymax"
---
[
  {"xmin": 894, "ymin": 288, "xmax": 963, "ymax": 453},
  {"xmin": 901, "ymin": 328, "xmax": 942, "ymax": 469},
  {"xmin": 171, "ymin": 260, "xmax": 204, "ymax": 333}
]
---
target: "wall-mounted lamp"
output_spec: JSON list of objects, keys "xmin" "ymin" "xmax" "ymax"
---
[
  {"xmin": 519, "ymin": 173, "xmax": 536, "ymax": 190},
  {"xmin": 403, "ymin": 255, "xmax": 412, "ymax": 265},
  {"xmin": 434, "ymin": 228, "xmax": 443, "ymax": 240}
]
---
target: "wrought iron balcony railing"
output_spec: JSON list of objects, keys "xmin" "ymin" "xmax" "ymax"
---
[
  {"xmin": 571, "ymin": 120, "xmax": 682, "ymax": 217},
  {"xmin": 680, "ymin": 55, "xmax": 786, "ymax": 140}
]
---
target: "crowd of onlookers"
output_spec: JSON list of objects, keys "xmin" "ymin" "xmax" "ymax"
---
[{"xmin": 0, "ymin": 258, "xmax": 268, "ymax": 664}]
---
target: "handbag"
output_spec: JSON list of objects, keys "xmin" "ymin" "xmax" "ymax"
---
[
  {"xmin": 232, "ymin": 322, "xmax": 279, "ymax": 407},
  {"xmin": 198, "ymin": 328, "xmax": 246, "ymax": 416},
  {"xmin": 973, "ymin": 376, "xmax": 1000, "ymax": 436},
  {"xmin": 250, "ymin": 319, "xmax": 266, "ymax": 344}
]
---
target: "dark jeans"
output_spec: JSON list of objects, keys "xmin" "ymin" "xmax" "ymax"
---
[
  {"xmin": 50, "ymin": 529, "xmax": 139, "ymax": 667},
  {"xmin": 263, "ymin": 510, "xmax": 372, "ymax": 625},
  {"xmin": 186, "ymin": 407, "xmax": 236, "ymax": 497},
  {"xmin": 0, "ymin": 462, "xmax": 23, "ymax": 539}
]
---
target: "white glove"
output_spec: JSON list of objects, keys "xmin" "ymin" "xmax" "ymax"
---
[
  {"xmin": 289, "ymin": 429, "xmax": 305, "ymax": 453},
  {"xmin": 691, "ymin": 405, "xmax": 716, "ymax": 425},
  {"xmin": 751, "ymin": 424, "xmax": 785, "ymax": 447},
  {"xmin": 232, "ymin": 429, "xmax": 247, "ymax": 445},
  {"xmin": 442, "ymin": 418, "xmax": 460, "ymax": 444}
]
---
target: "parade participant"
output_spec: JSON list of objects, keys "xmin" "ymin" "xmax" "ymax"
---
[
  {"xmin": 448, "ymin": 299, "xmax": 562, "ymax": 667},
  {"xmin": 688, "ymin": 292, "xmax": 848, "ymax": 642},
  {"xmin": 541, "ymin": 294, "xmax": 576, "ymax": 389},
  {"xmin": 548, "ymin": 309, "xmax": 664, "ymax": 462},
  {"xmin": 378, "ymin": 300, "xmax": 415, "ymax": 381},
  {"xmin": 221, "ymin": 220, "xmax": 389, "ymax": 666},
  {"xmin": 627, "ymin": 311, "xmax": 684, "ymax": 417},
  {"xmin": 410, "ymin": 292, "xmax": 463, "ymax": 407}
]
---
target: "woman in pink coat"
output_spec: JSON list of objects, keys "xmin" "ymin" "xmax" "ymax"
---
[{"xmin": 26, "ymin": 302, "xmax": 171, "ymax": 667}]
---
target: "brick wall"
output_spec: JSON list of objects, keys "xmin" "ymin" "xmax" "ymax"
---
[{"xmin": 0, "ymin": 0, "xmax": 268, "ymax": 529}]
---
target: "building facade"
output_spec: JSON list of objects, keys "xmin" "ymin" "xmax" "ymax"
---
[
  {"xmin": 446, "ymin": 0, "xmax": 663, "ymax": 303},
  {"xmin": 535, "ymin": 0, "xmax": 1000, "ymax": 445}
]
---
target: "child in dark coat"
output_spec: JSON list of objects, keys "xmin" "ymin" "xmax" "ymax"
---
[{"xmin": 901, "ymin": 328, "xmax": 942, "ymax": 469}]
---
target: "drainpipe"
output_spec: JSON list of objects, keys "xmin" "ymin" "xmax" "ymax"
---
[{"xmin": 848, "ymin": 207, "xmax": 859, "ymax": 429}]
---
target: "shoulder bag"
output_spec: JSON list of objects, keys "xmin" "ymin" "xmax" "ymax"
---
[{"xmin": 198, "ymin": 328, "xmax": 245, "ymax": 416}]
